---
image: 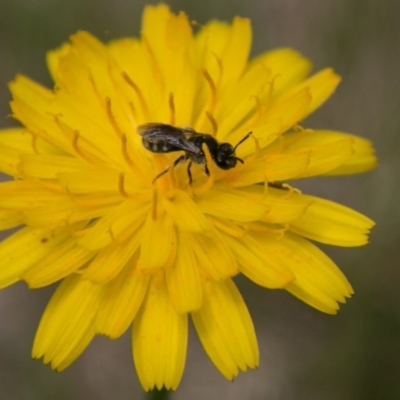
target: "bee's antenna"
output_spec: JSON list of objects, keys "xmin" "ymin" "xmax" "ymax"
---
[
  {"xmin": 233, "ymin": 131, "xmax": 253, "ymax": 151},
  {"xmin": 235, "ymin": 157, "xmax": 244, "ymax": 164}
]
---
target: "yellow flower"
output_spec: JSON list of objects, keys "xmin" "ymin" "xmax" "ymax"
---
[{"xmin": 0, "ymin": 4, "xmax": 376, "ymax": 391}]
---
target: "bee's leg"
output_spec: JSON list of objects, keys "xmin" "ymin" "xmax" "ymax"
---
[
  {"xmin": 152, "ymin": 154, "xmax": 186, "ymax": 183},
  {"xmin": 173, "ymin": 154, "xmax": 187, "ymax": 167},
  {"xmin": 187, "ymin": 161, "xmax": 193, "ymax": 185},
  {"xmin": 204, "ymin": 163, "xmax": 210, "ymax": 176},
  {"xmin": 152, "ymin": 168, "xmax": 169, "ymax": 184}
]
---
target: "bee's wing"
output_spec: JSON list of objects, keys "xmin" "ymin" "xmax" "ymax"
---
[
  {"xmin": 168, "ymin": 135, "xmax": 202, "ymax": 154},
  {"xmin": 137, "ymin": 123, "xmax": 172, "ymax": 137},
  {"xmin": 137, "ymin": 123, "xmax": 202, "ymax": 154}
]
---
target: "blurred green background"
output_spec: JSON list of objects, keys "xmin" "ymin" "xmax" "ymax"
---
[{"xmin": 0, "ymin": 0, "xmax": 399, "ymax": 399}]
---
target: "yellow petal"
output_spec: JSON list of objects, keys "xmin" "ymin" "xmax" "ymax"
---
[
  {"xmin": 9, "ymin": 76, "xmax": 72, "ymax": 151},
  {"xmin": 19, "ymin": 154, "xmax": 88, "ymax": 179},
  {"xmin": 77, "ymin": 200, "xmax": 148, "ymax": 250},
  {"xmin": 277, "ymin": 68, "xmax": 341, "ymax": 118},
  {"xmin": 66, "ymin": 32, "xmax": 119, "ymax": 113},
  {"xmin": 141, "ymin": 5, "xmax": 196, "ymax": 123},
  {"xmin": 287, "ymin": 138, "xmax": 355, "ymax": 178},
  {"xmin": 137, "ymin": 211, "xmax": 176, "ymax": 271},
  {"xmin": 264, "ymin": 151, "xmax": 311, "ymax": 181},
  {"xmin": 229, "ymin": 150, "xmax": 309, "ymax": 186},
  {"xmin": 47, "ymin": 35, "xmax": 132, "ymax": 166},
  {"xmin": 289, "ymin": 195, "xmax": 375, "ymax": 246},
  {"xmin": 162, "ymin": 189, "xmax": 211, "ymax": 231},
  {"xmin": 261, "ymin": 188, "xmax": 311, "ymax": 223},
  {"xmin": 319, "ymin": 133, "xmax": 377, "ymax": 175},
  {"xmin": 249, "ymin": 48, "xmax": 312, "ymax": 96},
  {"xmin": 250, "ymin": 87, "xmax": 312, "ymax": 149},
  {"xmin": 0, "ymin": 128, "xmax": 37, "ymax": 176},
  {"xmin": 217, "ymin": 48, "xmax": 311, "ymax": 138},
  {"xmin": 107, "ymin": 38, "xmax": 157, "ymax": 123},
  {"xmin": 216, "ymin": 62, "xmax": 273, "ymax": 136},
  {"xmin": 188, "ymin": 229, "xmax": 238, "ymax": 280},
  {"xmin": 83, "ymin": 228, "xmax": 142, "ymax": 284},
  {"xmin": 57, "ymin": 169, "xmax": 121, "ymax": 194},
  {"xmin": 218, "ymin": 17, "xmax": 251, "ymax": 85},
  {"xmin": 192, "ymin": 279, "xmax": 258, "ymax": 380},
  {"xmin": 133, "ymin": 274, "xmax": 188, "ymax": 391},
  {"xmin": 166, "ymin": 231, "xmax": 202, "ymax": 313},
  {"xmin": 277, "ymin": 232, "xmax": 354, "ymax": 314},
  {"xmin": 0, "ymin": 180, "xmax": 67, "ymax": 209},
  {"xmin": 55, "ymin": 327, "xmax": 96, "ymax": 371},
  {"xmin": 282, "ymin": 129, "xmax": 378, "ymax": 175},
  {"xmin": 22, "ymin": 239, "xmax": 94, "ymax": 288},
  {"xmin": 142, "ymin": 4, "xmax": 178, "ymax": 63},
  {"xmin": 96, "ymin": 268, "xmax": 149, "ymax": 338},
  {"xmin": 0, "ymin": 226, "xmax": 71, "ymax": 289},
  {"xmin": 224, "ymin": 233, "xmax": 294, "ymax": 288},
  {"xmin": 46, "ymin": 42, "xmax": 71, "ymax": 81},
  {"xmin": 306, "ymin": 68, "xmax": 341, "ymax": 115},
  {"xmin": 195, "ymin": 20, "xmax": 230, "ymax": 75},
  {"xmin": 22, "ymin": 195, "xmax": 116, "ymax": 228},
  {"xmin": 195, "ymin": 187, "xmax": 267, "ymax": 221},
  {"xmin": 162, "ymin": 13, "xmax": 195, "ymax": 121},
  {"xmin": 234, "ymin": 185, "xmax": 311, "ymax": 224},
  {"xmin": 195, "ymin": 17, "xmax": 251, "ymax": 88},
  {"xmin": 0, "ymin": 209, "xmax": 23, "ymax": 230},
  {"xmin": 9, "ymin": 75, "xmax": 53, "ymax": 113},
  {"xmin": 0, "ymin": 128, "xmax": 61, "ymax": 176},
  {"xmin": 32, "ymin": 276, "xmax": 103, "ymax": 370}
]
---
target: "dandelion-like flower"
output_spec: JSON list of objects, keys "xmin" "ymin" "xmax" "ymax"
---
[{"xmin": 0, "ymin": 4, "xmax": 376, "ymax": 391}]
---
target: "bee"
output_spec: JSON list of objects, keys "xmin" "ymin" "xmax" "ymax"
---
[{"xmin": 137, "ymin": 123, "xmax": 252, "ymax": 184}]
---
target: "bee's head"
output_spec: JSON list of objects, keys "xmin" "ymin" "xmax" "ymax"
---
[
  {"xmin": 215, "ymin": 131, "xmax": 252, "ymax": 170},
  {"xmin": 215, "ymin": 143, "xmax": 243, "ymax": 170}
]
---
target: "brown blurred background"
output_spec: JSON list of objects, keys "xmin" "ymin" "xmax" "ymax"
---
[{"xmin": 0, "ymin": 0, "xmax": 399, "ymax": 399}]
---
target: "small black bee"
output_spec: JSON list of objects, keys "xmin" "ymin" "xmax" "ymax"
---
[{"xmin": 137, "ymin": 123, "xmax": 252, "ymax": 184}]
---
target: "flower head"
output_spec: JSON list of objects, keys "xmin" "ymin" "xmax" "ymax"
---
[{"xmin": 0, "ymin": 4, "xmax": 376, "ymax": 391}]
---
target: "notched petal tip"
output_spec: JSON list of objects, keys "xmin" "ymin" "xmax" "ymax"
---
[
  {"xmin": 192, "ymin": 279, "xmax": 259, "ymax": 380},
  {"xmin": 46, "ymin": 42, "xmax": 72, "ymax": 82},
  {"xmin": 133, "ymin": 276, "xmax": 188, "ymax": 392}
]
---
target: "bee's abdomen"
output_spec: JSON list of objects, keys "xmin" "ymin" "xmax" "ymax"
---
[{"xmin": 142, "ymin": 138, "xmax": 172, "ymax": 153}]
